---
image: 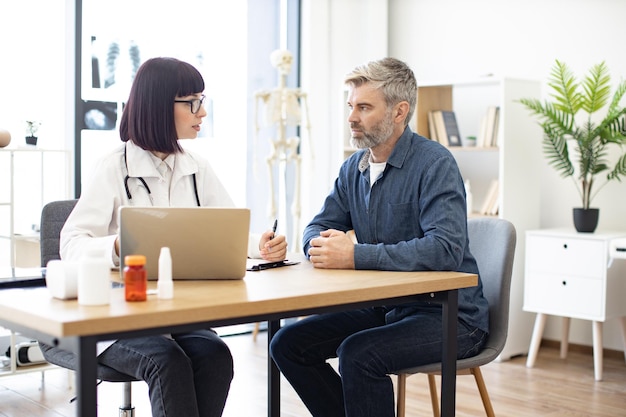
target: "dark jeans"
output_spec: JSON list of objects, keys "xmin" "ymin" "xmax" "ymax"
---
[
  {"xmin": 98, "ymin": 330, "xmax": 233, "ymax": 417},
  {"xmin": 269, "ymin": 307, "xmax": 487, "ymax": 417}
]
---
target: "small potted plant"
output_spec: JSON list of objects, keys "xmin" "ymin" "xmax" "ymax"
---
[
  {"xmin": 519, "ymin": 60, "xmax": 626, "ymax": 232},
  {"xmin": 25, "ymin": 120, "xmax": 41, "ymax": 146}
]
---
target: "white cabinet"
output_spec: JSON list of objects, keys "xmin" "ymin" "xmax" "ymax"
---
[
  {"xmin": 524, "ymin": 229, "xmax": 626, "ymax": 380},
  {"xmin": 0, "ymin": 148, "xmax": 70, "ymax": 270}
]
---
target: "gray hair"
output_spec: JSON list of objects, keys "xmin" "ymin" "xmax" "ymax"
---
[{"xmin": 344, "ymin": 57, "xmax": 417, "ymax": 126}]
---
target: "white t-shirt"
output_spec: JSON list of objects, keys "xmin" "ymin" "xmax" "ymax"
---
[{"xmin": 369, "ymin": 160, "xmax": 386, "ymax": 187}]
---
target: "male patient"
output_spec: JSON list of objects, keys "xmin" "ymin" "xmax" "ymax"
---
[{"xmin": 269, "ymin": 57, "xmax": 489, "ymax": 417}]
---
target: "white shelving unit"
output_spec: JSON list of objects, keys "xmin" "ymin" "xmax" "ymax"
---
[
  {"xmin": 0, "ymin": 327, "xmax": 58, "ymax": 379},
  {"xmin": 342, "ymin": 77, "xmax": 544, "ymax": 360},
  {"xmin": 0, "ymin": 148, "xmax": 70, "ymax": 379},
  {"xmin": 0, "ymin": 148, "xmax": 70, "ymax": 271},
  {"xmin": 418, "ymin": 78, "xmax": 543, "ymax": 360},
  {"xmin": 419, "ymin": 77, "xmax": 544, "ymax": 360}
]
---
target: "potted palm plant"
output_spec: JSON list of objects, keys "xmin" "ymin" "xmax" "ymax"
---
[{"xmin": 520, "ymin": 60, "xmax": 626, "ymax": 232}]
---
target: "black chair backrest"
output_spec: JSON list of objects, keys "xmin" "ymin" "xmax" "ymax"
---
[{"xmin": 40, "ymin": 199, "xmax": 78, "ymax": 267}]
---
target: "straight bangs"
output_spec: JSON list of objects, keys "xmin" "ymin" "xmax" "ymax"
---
[
  {"xmin": 120, "ymin": 58, "xmax": 205, "ymax": 154},
  {"xmin": 176, "ymin": 61, "xmax": 205, "ymax": 98}
]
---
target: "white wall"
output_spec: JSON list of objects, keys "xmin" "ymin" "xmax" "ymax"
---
[{"xmin": 302, "ymin": 0, "xmax": 626, "ymax": 351}]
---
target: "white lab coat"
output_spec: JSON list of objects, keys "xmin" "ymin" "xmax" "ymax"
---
[{"xmin": 61, "ymin": 140, "xmax": 261, "ymax": 266}]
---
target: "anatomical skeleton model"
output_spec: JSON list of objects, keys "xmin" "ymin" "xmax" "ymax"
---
[{"xmin": 254, "ymin": 49, "xmax": 312, "ymax": 252}]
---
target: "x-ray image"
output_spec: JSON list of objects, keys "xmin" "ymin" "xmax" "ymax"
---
[{"xmin": 82, "ymin": 100, "xmax": 117, "ymax": 130}]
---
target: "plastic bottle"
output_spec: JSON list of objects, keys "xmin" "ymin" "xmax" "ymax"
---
[
  {"xmin": 124, "ymin": 255, "xmax": 147, "ymax": 301},
  {"xmin": 77, "ymin": 248, "xmax": 110, "ymax": 305},
  {"xmin": 464, "ymin": 179, "xmax": 473, "ymax": 216},
  {"xmin": 158, "ymin": 247, "xmax": 173, "ymax": 299}
]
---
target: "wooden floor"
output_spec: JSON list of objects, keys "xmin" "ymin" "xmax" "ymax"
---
[{"xmin": 0, "ymin": 329, "xmax": 625, "ymax": 416}]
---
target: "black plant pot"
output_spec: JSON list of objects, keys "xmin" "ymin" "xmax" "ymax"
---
[
  {"xmin": 25, "ymin": 135, "xmax": 38, "ymax": 146},
  {"xmin": 573, "ymin": 208, "xmax": 599, "ymax": 233}
]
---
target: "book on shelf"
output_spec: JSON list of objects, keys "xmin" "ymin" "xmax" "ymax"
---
[
  {"xmin": 440, "ymin": 110, "xmax": 462, "ymax": 146},
  {"xmin": 430, "ymin": 110, "xmax": 462, "ymax": 147},
  {"xmin": 429, "ymin": 110, "xmax": 448, "ymax": 146},
  {"xmin": 478, "ymin": 116, "xmax": 487, "ymax": 147},
  {"xmin": 479, "ymin": 106, "xmax": 500, "ymax": 147},
  {"xmin": 491, "ymin": 107, "xmax": 500, "ymax": 147},
  {"xmin": 489, "ymin": 195, "xmax": 500, "ymax": 216},
  {"xmin": 480, "ymin": 179, "xmax": 499, "ymax": 215},
  {"xmin": 427, "ymin": 110, "xmax": 440, "ymax": 143}
]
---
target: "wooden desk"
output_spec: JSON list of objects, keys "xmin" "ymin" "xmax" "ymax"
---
[{"xmin": 0, "ymin": 256, "xmax": 477, "ymax": 417}]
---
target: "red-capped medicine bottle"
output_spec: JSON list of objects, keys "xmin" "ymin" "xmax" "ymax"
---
[{"xmin": 124, "ymin": 255, "xmax": 147, "ymax": 301}]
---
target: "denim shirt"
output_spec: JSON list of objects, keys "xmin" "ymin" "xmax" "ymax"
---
[{"xmin": 303, "ymin": 127, "xmax": 489, "ymax": 333}]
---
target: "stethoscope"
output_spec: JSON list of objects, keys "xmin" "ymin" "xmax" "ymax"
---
[{"xmin": 123, "ymin": 144, "xmax": 201, "ymax": 206}]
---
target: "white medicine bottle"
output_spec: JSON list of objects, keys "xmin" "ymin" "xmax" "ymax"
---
[
  {"xmin": 158, "ymin": 247, "xmax": 173, "ymax": 299},
  {"xmin": 77, "ymin": 248, "xmax": 110, "ymax": 305}
]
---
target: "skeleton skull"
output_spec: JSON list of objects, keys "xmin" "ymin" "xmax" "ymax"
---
[{"xmin": 270, "ymin": 49, "xmax": 293, "ymax": 75}]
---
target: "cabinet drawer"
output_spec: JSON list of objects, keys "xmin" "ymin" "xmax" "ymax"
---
[
  {"xmin": 526, "ymin": 235, "xmax": 605, "ymax": 277},
  {"xmin": 524, "ymin": 272, "xmax": 603, "ymax": 319}
]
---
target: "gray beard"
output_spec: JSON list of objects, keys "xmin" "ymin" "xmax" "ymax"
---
[{"xmin": 350, "ymin": 113, "xmax": 395, "ymax": 149}]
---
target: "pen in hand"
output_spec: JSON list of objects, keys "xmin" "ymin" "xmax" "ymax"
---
[{"xmin": 271, "ymin": 219, "xmax": 278, "ymax": 240}]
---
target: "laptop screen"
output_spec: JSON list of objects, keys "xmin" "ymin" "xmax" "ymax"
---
[{"xmin": 119, "ymin": 206, "xmax": 250, "ymax": 280}]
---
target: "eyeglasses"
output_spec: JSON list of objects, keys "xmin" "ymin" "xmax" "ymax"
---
[{"xmin": 174, "ymin": 95, "xmax": 206, "ymax": 114}]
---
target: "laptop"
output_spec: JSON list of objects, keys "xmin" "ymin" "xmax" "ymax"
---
[{"xmin": 119, "ymin": 206, "xmax": 250, "ymax": 280}]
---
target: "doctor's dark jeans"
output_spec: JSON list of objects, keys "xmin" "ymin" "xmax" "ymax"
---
[
  {"xmin": 98, "ymin": 329, "xmax": 233, "ymax": 417},
  {"xmin": 270, "ymin": 307, "xmax": 486, "ymax": 417}
]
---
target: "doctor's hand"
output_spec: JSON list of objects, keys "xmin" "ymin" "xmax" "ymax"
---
[
  {"xmin": 308, "ymin": 229, "xmax": 355, "ymax": 269},
  {"xmin": 259, "ymin": 231, "xmax": 287, "ymax": 261}
]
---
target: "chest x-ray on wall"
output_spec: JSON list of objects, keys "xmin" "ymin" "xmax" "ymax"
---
[{"xmin": 78, "ymin": 0, "xmax": 249, "ymax": 204}]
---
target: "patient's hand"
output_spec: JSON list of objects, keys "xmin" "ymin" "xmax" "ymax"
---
[
  {"xmin": 308, "ymin": 229, "xmax": 355, "ymax": 269},
  {"xmin": 259, "ymin": 231, "xmax": 287, "ymax": 261}
]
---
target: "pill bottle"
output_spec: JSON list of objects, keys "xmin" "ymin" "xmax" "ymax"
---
[
  {"xmin": 124, "ymin": 255, "xmax": 147, "ymax": 301},
  {"xmin": 78, "ymin": 249, "xmax": 110, "ymax": 305}
]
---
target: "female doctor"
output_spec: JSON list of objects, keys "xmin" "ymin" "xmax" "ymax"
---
[{"xmin": 60, "ymin": 57, "xmax": 288, "ymax": 417}]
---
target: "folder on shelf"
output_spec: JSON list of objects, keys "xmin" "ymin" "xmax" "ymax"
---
[
  {"xmin": 430, "ymin": 110, "xmax": 462, "ymax": 147},
  {"xmin": 440, "ymin": 110, "xmax": 462, "ymax": 146}
]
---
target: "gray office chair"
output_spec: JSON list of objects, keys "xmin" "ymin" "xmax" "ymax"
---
[
  {"xmin": 39, "ymin": 199, "xmax": 138, "ymax": 417},
  {"xmin": 393, "ymin": 217, "xmax": 516, "ymax": 417}
]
